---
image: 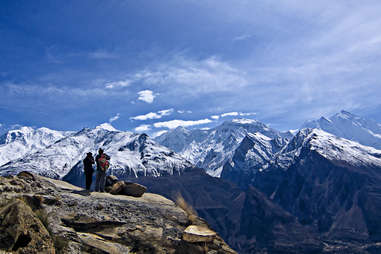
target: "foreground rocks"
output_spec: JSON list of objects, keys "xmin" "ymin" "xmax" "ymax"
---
[
  {"xmin": 106, "ymin": 177, "xmax": 147, "ymax": 197},
  {"xmin": 0, "ymin": 172, "xmax": 236, "ymax": 253}
]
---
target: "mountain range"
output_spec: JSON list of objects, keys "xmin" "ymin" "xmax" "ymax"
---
[
  {"xmin": 1, "ymin": 110, "xmax": 381, "ymax": 253},
  {"xmin": 0, "ymin": 123, "xmax": 191, "ymax": 180},
  {"xmin": 155, "ymin": 118, "xmax": 292, "ymax": 177}
]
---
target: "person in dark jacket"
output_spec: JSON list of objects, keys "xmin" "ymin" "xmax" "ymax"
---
[
  {"xmin": 95, "ymin": 148, "xmax": 110, "ymax": 192},
  {"xmin": 83, "ymin": 152, "xmax": 95, "ymax": 191}
]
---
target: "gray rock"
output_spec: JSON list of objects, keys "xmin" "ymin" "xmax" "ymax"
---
[{"xmin": 0, "ymin": 172, "xmax": 236, "ymax": 254}]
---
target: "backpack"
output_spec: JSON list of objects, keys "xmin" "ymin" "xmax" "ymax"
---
[{"xmin": 98, "ymin": 154, "xmax": 109, "ymax": 172}]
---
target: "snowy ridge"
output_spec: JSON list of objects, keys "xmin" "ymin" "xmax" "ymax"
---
[
  {"xmin": 221, "ymin": 125, "xmax": 381, "ymax": 189},
  {"xmin": 303, "ymin": 110, "xmax": 381, "ymax": 149},
  {"xmin": 277, "ymin": 128, "xmax": 381, "ymax": 168},
  {"xmin": 0, "ymin": 126, "xmax": 73, "ymax": 166},
  {"xmin": 156, "ymin": 119, "xmax": 286, "ymax": 177},
  {"xmin": 0, "ymin": 124, "xmax": 192, "ymax": 179}
]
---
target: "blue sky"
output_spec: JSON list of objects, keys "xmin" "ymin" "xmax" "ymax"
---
[{"xmin": 1, "ymin": 0, "xmax": 381, "ymax": 135}]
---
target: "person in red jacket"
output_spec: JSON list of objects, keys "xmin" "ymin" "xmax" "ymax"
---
[{"xmin": 95, "ymin": 148, "xmax": 110, "ymax": 192}]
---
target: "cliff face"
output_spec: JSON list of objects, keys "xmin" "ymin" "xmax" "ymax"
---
[{"xmin": 0, "ymin": 172, "xmax": 236, "ymax": 254}]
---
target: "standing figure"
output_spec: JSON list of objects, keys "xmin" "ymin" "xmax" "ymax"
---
[
  {"xmin": 95, "ymin": 148, "xmax": 110, "ymax": 192},
  {"xmin": 83, "ymin": 152, "xmax": 95, "ymax": 191}
]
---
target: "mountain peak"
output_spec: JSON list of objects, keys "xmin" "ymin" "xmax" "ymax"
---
[
  {"xmin": 334, "ymin": 110, "xmax": 357, "ymax": 120},
  {"xmin": 302, "ymin": 110, "xmax": 381, "ymax": 149},
  {"xmin": 95, "ymin": 123, "xmax": 117, "ymax": 132},
  {"xmin": 296, "ymin": 128, "xmax": 381, "ymax": 167}
]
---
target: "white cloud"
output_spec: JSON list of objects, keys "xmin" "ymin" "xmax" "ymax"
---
[
  {"xmin": 130, "ymin": 108, "xmax": 174, "ymax": 121},
  {"xmin": 240, "ymin": 112, "xmax": 257, "ymax": 116},
  {"xmin": 221, "ymin": 112, "xmax": 239, "ymax": 117},
  {"xmin": 153, "ymin": 118, "xmax": 212, "ymax": 129},
  {"xmin": 105, "ymin": 80, "xmax": 131, "ymax": 89},
  {"xmin": 152, "ymin": 130, "xmax": 168, "ymax": 138},
  {"xmin": 137, "ymin": 90, "xmax": 156, "ymax": 103},
  {"xmin": 135, "ymin": 124, "xmax": 151, "ymax": 132},
  {"xmin": 131, "ymin": 112, "xmax": 161, "ymax": 121},
  {"xmin": 220, "ymin": 112, "xmax": 256, "ymax": 118},
  {"xmin": 177, "ymin": 110, "xmax": 193, "ymax": 114},
  {"xmin": 158, "ymin": 109, "xmax": 174, "ymax": 116},
  {"xmin": 211, "ymin": 115, "xmax": 220, "ymax": 120},
  {"xmin": 109, "ymin": 113, "xmax": 120, "ymax": 123}
]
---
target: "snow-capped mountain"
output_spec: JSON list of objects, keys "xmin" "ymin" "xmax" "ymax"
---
[
  {"xmin": 268, "ymin": 128, "xmax": 381, "ymax": 242},
  {"xmin": 220, "ymin": 127, "xmax": 381, "ymax": 242},
  {"xmin": 155, "ymin": 126, "xmax": 210, "ymax": 153},
  {"xmin": 0, "ymin": 126, "xmax": 73, "ymax": 166},
  {"xmin": 156, "ymin": 118, "xmax": 290, "ymax": 177},
  {"xmin": 0, "ymin": 123, "xmax": 192, "ymax": 179},
  {"xmin": 221, "ymin": 127, "xmax": 381, "ymax": 190},
  {"xmin": 303, "ymin": 110, "xmax": 381, "ymax": 149},
  {"xmin": 221, "ymin": 132, "xmax": 287, "ymax": 188},
  {"xmin": 278, "ymin": 128, "xmax": 381, "ymax": 168}
]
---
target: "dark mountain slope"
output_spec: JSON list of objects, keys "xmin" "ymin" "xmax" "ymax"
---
[{"xmin": 133, "ymin": 168, "xmax": 322, "ymax": 254}]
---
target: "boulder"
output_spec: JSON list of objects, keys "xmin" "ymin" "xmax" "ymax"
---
[
  {"xmin": 109, "ymin": 181, "xmax": 126, "ymax": 195},
  {"xmin": 105, "ymin": 175, "xmax": 118, "ymax": 187},
  {"xmin": 122, "ymin": 182, "xmax": 147, "ymax": 197},
  {"xmin": 183, "ymin": 225, "xmax": 217, "ymax": 243}
]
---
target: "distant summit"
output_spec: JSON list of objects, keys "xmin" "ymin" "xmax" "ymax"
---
[
  {"xmin": 302, "ymin": 110, "xmax": 381, "ymax": 149},
  {"xmin": 95, "ymin": 122, "xmax": 118, "ymax": 132}
]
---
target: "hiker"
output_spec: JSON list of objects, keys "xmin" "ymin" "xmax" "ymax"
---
[
  {"xmin": 83, "ymin": 152, "xmax": 95, "ymax": 191},
  {"xmin": 95, "ymin": 148, "xmax": 110, "ymax": 192}
]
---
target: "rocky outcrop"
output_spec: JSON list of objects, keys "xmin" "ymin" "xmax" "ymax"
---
[
  {"xmin": 0, "ymin": 172, "xmax": 236, "ymax": 254},
  {"xmin": 0, "ymin": 199, "xmax": 55, "ymax": 253}
]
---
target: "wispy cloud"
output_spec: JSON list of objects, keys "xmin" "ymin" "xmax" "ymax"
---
[
  {"xmin": 137, "ymin": 90, "xmax": 156, "ymax": 103},
  {"xmin": 233, "ymin": 34, "xmax": 252, "ymax": 41},
  {"xmin": 88, "ymin": 50, "xmax": 118, "ymax": 59},
  {"xmin": 109, "ymin": 113, "xmax": 120, "ymax": 123},
  {"xmin": 220, "ymin": 112, "xmax": 256, "ymax": 118},
  {"xmin": 105, "ymin": 80, "xmax": 131, "ymax": 89},
  {"xmin": 153, "ymin": 118, "xmax": 212, "ymax": 129},
  {"xmin": 135, "ymin": 124, "xmax": 151, "ymax": 132},
  {"xmin": 177, "ymin": 110, "xmax": 192, "ymax": 114},
  {"xmin": 116, "ymin": 56, "xmax": 248, "ymax": 95},
  {"xmin": 221, "ymin": 112, "xmax": 239, "ymax": 117},
  {"xmin": 130, "ymin": 108, "xmax": 174, "ymax": 121},
  {"xmin": 4, "ymin": 83, "xmax": 111, "ymax": 97}
]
